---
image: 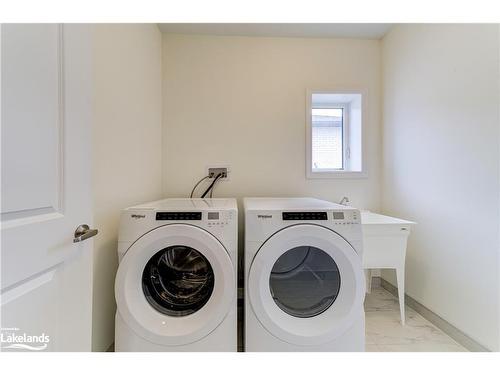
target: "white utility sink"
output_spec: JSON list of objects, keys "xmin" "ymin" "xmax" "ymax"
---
[
  {"xmin": 361, "ymin": 210, "xmax": 416, "ymax": 325},
  {"xmin": 361, "ymin": 211, "xmax": 416, "ymax": 226}
]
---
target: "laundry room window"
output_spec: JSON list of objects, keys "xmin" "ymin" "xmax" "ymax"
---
[{"xmin": 306, "ymin": 91, "xmax": 365, "ymax": 178}]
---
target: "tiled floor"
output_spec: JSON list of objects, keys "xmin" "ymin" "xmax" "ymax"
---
[{"xmin": 365, "ymin": 286, "xmax": 467, "ymax": 352}]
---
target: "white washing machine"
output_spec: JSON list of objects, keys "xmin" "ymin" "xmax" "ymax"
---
[
  {"xmin": 115, "ymin": 198, "xmax": 238, "ymax": 351},
  {"xmin": 244, "ymin": 198, "xmax": 365, "ymax": 351}
]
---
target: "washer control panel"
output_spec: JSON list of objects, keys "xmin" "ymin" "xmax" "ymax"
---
[
  {"xmin": 331, "ymin": 210, "xmax": 360, "ymax": 225},
  {"xmin": 153, "ymin": 210, "xmax": 235, "ymax": 230},
  {"xmin": 207, "ymin": 211, "xmax": 234, "ymax": 229}
]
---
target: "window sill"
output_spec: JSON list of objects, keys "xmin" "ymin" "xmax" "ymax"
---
[{"xmin": 306, "ymin": 170, "xmax": 368, "ymax": 179}]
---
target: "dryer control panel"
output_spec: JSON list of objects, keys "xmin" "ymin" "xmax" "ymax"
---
[
  {"xmin": 280, "ymin": 210, "xmax": 360, "ymax": 225},
  {"xmin": 282, "ymin": 212, "xmax": 328, "ymax": 221}
]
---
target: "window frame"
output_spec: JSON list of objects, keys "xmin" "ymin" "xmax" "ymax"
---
[{"xmin": 306, "ymin": 89, "xmax": 367, "ymax": 179}]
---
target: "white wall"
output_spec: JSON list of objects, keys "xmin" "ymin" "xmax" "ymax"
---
[
  {"xmin": 91, "ymin": 24, "xmax": 163, "ymax": 351},
  {"xmin": 381, "ymin": 24, "xmax": 500, "ymax": 351},
  {"xmin": 162, "ymin": 34, "xmax": 381, "ymax": 209}
]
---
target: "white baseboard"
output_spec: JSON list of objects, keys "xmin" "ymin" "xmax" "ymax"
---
[{"xmin": 379, "ymin": 278, "xmax": 489, "ymax": 352}]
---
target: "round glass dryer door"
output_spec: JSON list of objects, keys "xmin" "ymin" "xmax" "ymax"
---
[
  {"xmin": 248, "ymin": 224, "xmax": 365, "ymax": 346},
  {"xmin": 142, "ymin": 245, "xmax": 215, "ymax": 317},
  {"xmin": 270, "ymin": 246, "xmax": 340, "ymax": 318}
]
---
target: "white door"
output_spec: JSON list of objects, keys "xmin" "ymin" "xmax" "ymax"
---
[
  {"xmin": 1, "ymin": 24, "xmax": 95, "ymax": 351},
  {"xmin": 115, "ymin": 224, "xmax": 235, "ymax": 347},
  {"xmin": 248, "ymin": 225, "xmax": 365, "ymax": 346}
]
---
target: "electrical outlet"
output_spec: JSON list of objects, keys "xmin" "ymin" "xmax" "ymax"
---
[{"xmin": 207, "ymin": 166, "xmax": 229, "ymax": 179}]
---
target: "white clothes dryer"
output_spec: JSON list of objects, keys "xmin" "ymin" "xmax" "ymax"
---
[
  {"xmin": 244, "ymin": 198, "xmax": 365, "ymax": 351},
  {"xmin": 115, "ymin": 198, "xmax": 237, "ymax": 351}
]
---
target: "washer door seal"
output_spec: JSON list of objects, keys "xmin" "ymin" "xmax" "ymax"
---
[{"xmin": 142, "ymin": 245, "xmax": 215, "ymax": 317}]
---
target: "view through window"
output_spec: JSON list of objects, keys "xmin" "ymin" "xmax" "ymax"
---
[{"xmin": 311, "ymin": 107, "xmax": 344, "ymax": 170}]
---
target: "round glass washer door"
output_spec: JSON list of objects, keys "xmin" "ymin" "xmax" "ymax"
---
[
  {"xmin": 142, "ymin": 245, "xmax": 215, "ymax": 317},
  {"xmin": 248, "ymin": 224, "xmax": 365, "ymax": 346},
  {"xmin": 115, "ymin": 224, "xmax": 235, "ymax": 346}
]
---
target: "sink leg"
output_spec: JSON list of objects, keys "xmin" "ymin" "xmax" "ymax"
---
[
  {"xmin": 396, "ymin": 267, "xmax": 405, "ymax": 325},
  {"xmin": 365, "ymin": 269, "xmax": 372, "ymax": 294}
]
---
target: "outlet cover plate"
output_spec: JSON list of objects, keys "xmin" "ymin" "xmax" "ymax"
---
[{"xmin": 206, "ymin": 165, "xmax": 230, "ymax": 181}]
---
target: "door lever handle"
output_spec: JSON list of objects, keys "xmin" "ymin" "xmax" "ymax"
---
[{"xmin": 73, "ymin": 224, "xmax": 98, "ymax": 243}]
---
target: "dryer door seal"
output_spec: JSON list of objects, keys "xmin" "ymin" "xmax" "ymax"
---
[
  {"xmin": 248, "ymin": 224, "xmax": 364, "ymax": 346},
  {"xmin": 115, "ymin": 224, "xmax": 235, "ymax": 346}
]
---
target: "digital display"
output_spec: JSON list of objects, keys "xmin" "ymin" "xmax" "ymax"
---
[
  {"xmin": 156, "ymin": 212, "xmax": 202, "ymax": 220},
  {"xmin": 332, "ymin": 212, "xmax": 345, "ymax": 220},
  {"xmin": 207, "ymin": 212, "xmax": 219, "ymax": 220},
  {"xmin": 282, "ymin": 212, "xmax": 328, "ymax": 220}
]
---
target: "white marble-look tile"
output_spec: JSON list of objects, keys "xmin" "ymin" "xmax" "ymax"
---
[
  {"xmin": 377, "ymin": 343, "xmax": 467, "ymax": 352},
  {"xmin": 364, "ymin": 288, "xmax": 402, "ymax": 312},
  {"xmin": 365, "ymin": 287, "xmax": 467, "ymax": 352}
]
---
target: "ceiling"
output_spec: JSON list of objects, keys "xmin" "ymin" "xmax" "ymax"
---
[{"xmin": 158, "ymin": 23, "xmax": 392, "ymax": 40}]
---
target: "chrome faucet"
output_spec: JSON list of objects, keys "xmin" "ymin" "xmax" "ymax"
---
[{"xmin": 339, "ymin": 196, "xmax": 350, "ymax": 206}]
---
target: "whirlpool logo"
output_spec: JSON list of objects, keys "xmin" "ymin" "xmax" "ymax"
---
[
  {"xmin": 131, "ymin": 214, "xmax": 146, "ymax": 219},
  {"xmin": 257, "ymin": 214, "xmax": 273, "ymax": 219},
  {"xmin": 1, "ymin": 327, "xmax": 50, "ymax": 351}
]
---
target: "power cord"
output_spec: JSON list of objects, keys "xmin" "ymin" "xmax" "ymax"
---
[
  {"xmin": 209, "ymin": 173, "xmax": 224, "ymax": 198},
  {"xmin": 201, "ymin": 173, "xmax": 223, "ymax": 198},
  {"xmin": 210, "ymin": 177, "xmax": 218, "ymax": 198},
  {"xmin": 190, "ymin": 175, "xmax": 210, "ymax": 198}
]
